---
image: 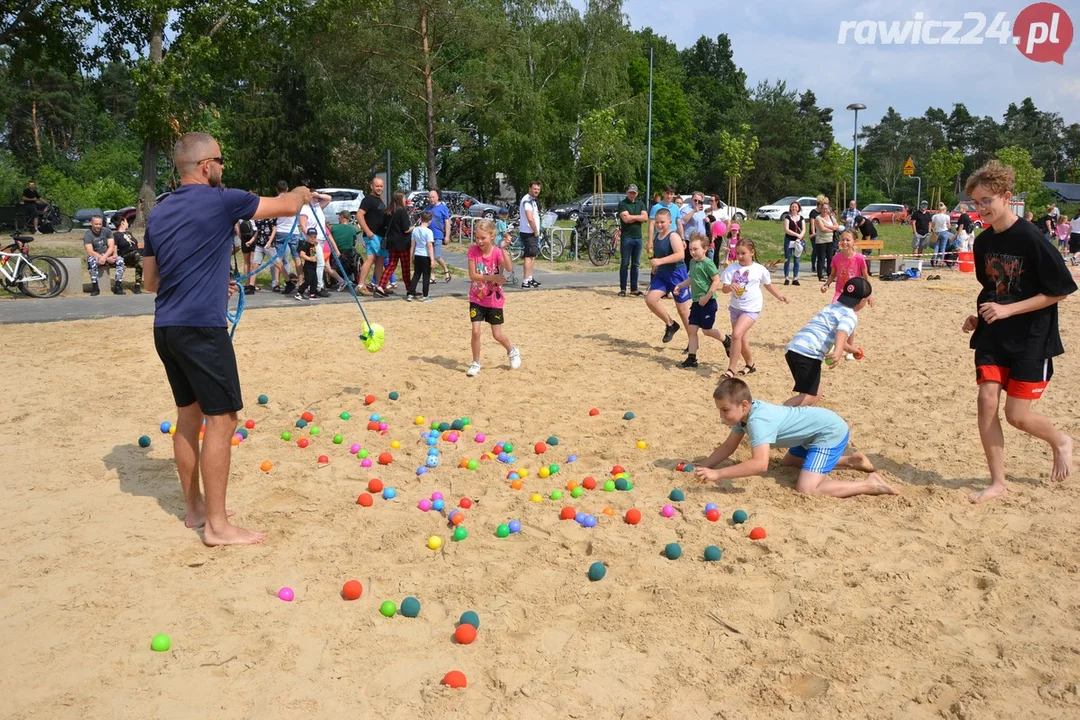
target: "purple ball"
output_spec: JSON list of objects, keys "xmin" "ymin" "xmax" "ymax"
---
[
  {"xmin": 431, "ymin": 491, "xmax": 444, "ymax": 501},
  {"xmin": 583, "ymin": 515, "xmax": 598, "ymax": 528},
  {"xmin": 575, "ymin": 512, "xmax": 587, "ymax": 524},
  {"xmin": 508, "ymin": 519, "xmax": 522, "ymax": 533},
  {"xmin": 705, "ymin": 503, "xmax": 718, "ymax": 514}
]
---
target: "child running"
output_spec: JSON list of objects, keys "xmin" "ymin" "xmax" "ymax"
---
[
  {"xmin": 822, "ymin": 230, "xmax": 873, "ymax": 328},
  {"xmin": 466, "ymin": 219, "xmax": 522, "ymax": 376},
  {"xmin": 784, "ymin": 277, "xmax": 872, "ymax": 407},
  {"xmin": 724, "ymin": 223, "xmax": 742, "ymax": 265},
  {"xmin": 407, "ymin": 211, "xmax": 435, "ymax": 302},
  {"xmin": 694, "ymin": 377, "xmax": 897, "ymax": 497},
  {"xmin": 720, "ymin": 238, "xmax": 788, "ymax": 377},
  {"xmin": 646, "ymin": 208, "xmax": 692, "ymax": 344},
  {"xmin": 674, "ymin": 234, "xmax": 732, "ymax": 368},
  {"xmin": 962, "ymin": 160, "xmax": 1076, "ymax": 503}
]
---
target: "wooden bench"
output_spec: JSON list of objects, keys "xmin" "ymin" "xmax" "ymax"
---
[
  {"xmin": 855, "ymin": 239, "xmax": 884, "ymax": 253},
  {"xmin": 855, "ymin": 239, "xmax": 894, "ymax": 277}
]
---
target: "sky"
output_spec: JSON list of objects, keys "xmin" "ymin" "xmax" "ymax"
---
[{"xmin": 600, "ymin": 0, "xmax": 1079, "ymax": 142}]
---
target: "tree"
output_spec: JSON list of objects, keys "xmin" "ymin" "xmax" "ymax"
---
[
  {"xmin": 925, "ymin": 147, "xmax": 964, "ymax": 207},
  {"xmin": 717, "ymin": 123, "xmax": 757, "ymax": 213},
  {"xmin": 821, "ymin": 141, "xmax": 853, "ymax": 206},
  {"xmin": 579, "ymin": 106, "xmax": 634, "ymax": 212},
  {"xmin": 996, "ymin": 145, "xmax": 1044, "ymax": 196}
]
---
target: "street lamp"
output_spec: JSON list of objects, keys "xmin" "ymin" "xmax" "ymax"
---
[{"xmin": 847, "ymin": 103, "xmax": 866, "ymax": 208}]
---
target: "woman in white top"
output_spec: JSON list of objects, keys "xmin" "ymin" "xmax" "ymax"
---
[
  {"xmin": 931, "ymin": 203, "xmax": 952, "ymax": 267},
  {"xmin": 813, "ymin": 202, "xmax": 839, "ymax": 281}
]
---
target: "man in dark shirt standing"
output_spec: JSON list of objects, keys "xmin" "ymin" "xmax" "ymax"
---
[
  {"xmin": 616, "ymin": 183, "xmax": 647, "ymax": 296},
  {"xmin": 356, "ymin": 176, "xmax": 385, "ymax": 294},
  {"xmin": 22, "ymin": 180, "xmax": 43, "ymax": 234},
  {"xmin": 910, "ymin": 200, "xmax": 932, "ymax": 259},
  {"xmin": 143, "ymin": 132, "xmax": 310, "ymax": 545}
]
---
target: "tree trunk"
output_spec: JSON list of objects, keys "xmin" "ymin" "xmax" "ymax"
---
[
  {"xmin": 30, "ymin": 99, "xmax": 41, "ymax": 159},
  {"xmin": 135, "ymin": 17, "xmax": 165, "ymax": 233},
  {"xmin": 420, "ymin": 8, "xmax": 437, "ymax": 189}
]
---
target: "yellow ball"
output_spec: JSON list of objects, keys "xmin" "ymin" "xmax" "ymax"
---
[
  {"xmin": 168, "ymin": 426, "xmax": 176, "ymax": 435},
  {"xmin": 427, "ymin": 535, "xmax": 443, "ymax": 550},
  {"xmin": 636, "ymin": 440, "xmax": 647, "ymax": 450},
  {"xmin": 518, "ymin": 468, "xmax": 529, "ymax": 479},
  {"xmin": 530, "ymin": 493, "xmax": 543, "ymax": 503},
  {"xmin": 390, "ymin": 440, "xmax": 401, "ymax": 449},
  {"xmin": 414, "ymin": 416, "xmax": 425, "ymax": 425},
  {"xmin": 538, "ymin": 466, "xmax": 551, "ymax": 479},
  {"xmin": 614, "ymin": 472, "xmax": 628, "ymax": 481}
]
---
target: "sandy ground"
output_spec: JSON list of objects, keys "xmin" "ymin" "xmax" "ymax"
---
[{"xmin": 3, "ymin": 274, "xmax": 1080, "ymax": 719}]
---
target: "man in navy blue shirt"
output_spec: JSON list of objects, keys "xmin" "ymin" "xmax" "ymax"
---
[{"xmin": 143, "ymin": 132, "xmax": 311, "ymax": 546}]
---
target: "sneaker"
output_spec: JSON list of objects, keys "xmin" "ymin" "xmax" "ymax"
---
[
  {"xmin": 317, "ymin": 289, "xmax": 330, "ymax": 298},
  {"xmin": 89, "ymin": 282, "xmax": 100, "ymax": 297},
  {"xmin": 405, "ymin": 294, "xmax": 414, "ymax": 302},
  {"xmin": 466, "ymin": 361, "xmax": 481, "ymax": 377},
  {"xmin": 421, "ymin": 296, "xmax": 434, "ymax": 303},
  {"xmin": 521, "ymin": 280, "xmax": 533, "ymax": 289},
  {"xmin": 783, "ymin": 279, "xmax": 790, "ymax": 286},
  {"xmin": 337, "ymin": 283, "xmax": 349, "ymax": 292},
  {"xmin": 307, "ymin": 292, "xmax": 318, "ymax": 299},
  {"xmin": 792, "ymin": 279, "xmax": 801, "ymax": 286},
  {"xmin": 508, "ymin": 347, "xmax": 522, "ymax": 370},
  {"xmin": 845, "ymin": 353, "xmax": 855, "ymax": 361},
  {"xmin": 662, "ymin": 321, "xmax": 680, "ymax": 343},
  {"xmin": 681, "ymin": 356, "xmax": 698, "ymax": 368},
  {"xmin": 271, "ymin": 285, "xmax": 280, "ymax": 293},
  {"xmin": 293, "ymin": 292, "xmax": 304, "ymax": 301},
  {"xmin": 530, "ymin": 278, "xmax": 541, "ymax": 288},
  {"xmin": 618, "ymin": 291, "xmax": 627, "ymax": 297}
]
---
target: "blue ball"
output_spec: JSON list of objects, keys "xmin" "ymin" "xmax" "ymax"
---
[
  {"xmin": 732, "ymin": 509, "xmax": 749, "ymax": 524},
  {"xmin": 506, "ymin": 456, "xmax": 517, "ymax": 464},
  {"xmin": 400, "ymin": 596, "xmax": 420, "ymax": 617},
  {"xmin": 296, "ymin": 418, "xmax": 308, "ymax": 428},
  {"xmin": 432, "ymin": 498, "xmax": 445, "ymax": 512},
  {"xmin": 497, "ymin": 452, "xmax": 509, "ymax": 462},
  {"xmin": 428, "ymin": 447, "xmax": 440, "ymax": 456},
  {"xmin": 684, "ymin": 464, "xmax": 695, "ymax": 472},
  {"xmin": 426, "ymin": 455, "xmax": 440, "ymax": 468},
  {"xmin": 382, "ymin": 487, "xmax": 396, "ymax": 500},
  {"xmin": 669, "ymin": 488, "xmax": 685, "ymax": 502},
  {"xmin": 138, "ymin": 435, "xmax": 151, "ymax": 448},
  {"xmin": 705, "ymin": 503, "xmax": 718, "ymax": 514},
  {"xmin": 588, "ymin": 561, "xmax": 606, "ymax": 581},
  {"xmin": 426, "ymin": 437, "xmax": 438, "ymax": 447},
  {"xmin": 583, "ymin": 515, "xmax": 598, "ymax": 528},
  {"xmin": 416, "ymin": 466, "xmax": 428, "ymax": 476},
  {"xmin": 459, "ymin": 610, "xmax": 480, "ymax": 629},
  {"xmin": 438, "ymin": 422, "xmax": 450, "ymax": 432},
  {"xmin": 508, "ymin": 519, "xmax": 522, "ymax": 533},
  {"xmin": 704, "ymin": 545, "xmax": 723, "ymax": 562},
  {"xmin": 159, "ymin": 421, "xmax": 171, "ymax": 433},
  {"xmin": 665, "ymin": 542, "xmax": 682, "ymax": 560},
  {"xmin": 567, "ymin": 455, "xmax": 578, "ymax": 463},
  {"xmin": 508, "ymin": 472, "xmax": 520, "ymax": 481},
  {"xmin": 237, "ymin": 428, "xmax": 249, "ymax": 439},
  {"xmin": 575, "ymin": 512, "xmax": 587, "ymax": 524},
  {"xmin": 370, "ymin": 414, "xmax": 380, "ymax": 422},
  {"xmin": 615, "ymin": 478, "xmax": 630, "ymax": 491}
]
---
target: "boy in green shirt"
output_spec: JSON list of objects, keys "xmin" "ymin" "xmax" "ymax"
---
[
  {"xmin": 675, "ymin": 233, "xmax": 731, "ymax": 368},
  {"xmin": 331, "ymin": 210, "xmax": 359, "ymax": 284}
]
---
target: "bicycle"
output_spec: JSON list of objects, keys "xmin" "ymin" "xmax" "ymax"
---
[
  {"xmin": 587, "ymin": 224, "xmax": 622, "ymax": 266},
  {"xmin": 16, "ymin": 202, "xmax": 73, "ymax": 234},
  {"xmin": 507, "ymin": 212, "xmax": 564, "ymax": 262},
  {"xmin": 0, "ymin": 235, "xmax": 68, "ymax": 297}
]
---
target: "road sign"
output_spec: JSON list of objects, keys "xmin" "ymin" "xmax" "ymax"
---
[{"xmin": 902, "ymin": 157, "xmax": 915, "ymax": 176}]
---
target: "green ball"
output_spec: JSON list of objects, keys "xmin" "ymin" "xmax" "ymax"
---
[
  {"xmin": 603, "ymin": 480, "xmax": 616, "ymax": 492},
  {"xmin": 548, "ymin": 464, "xmax": 560, "ymax": 475},
  {"xmin": 665, "ymin": 542, "xmax": 682, "ymax": 560},
  {"xmin": 550, "ymin": 490, "xmax": 563, "ymax": 500},
  {"xmin": 309, "ymin": 426, "xmax": 321, "ymax": 436},
  {"xmin": 238, "ymin": 428, "xmax": 249, "ymax": 439},
  {"xmin": 496, "ymin": 524, "xmax": 510, "ymax": 538},
  {"xmin": 615, "ymin": 478, "xmax": 630, "ymax": 491},
  {"xmin": 732, "ymin": 509, "xmax": 748, "ymax": 524},
  {"xmin": 502, "ymin": 442, "xmax": 514, "ymax": 453},
  {"xmin": 257, "ymin": 394, "xmax": 269, "ymax": 405},
  {"xmin": 333, "ymin": 434, "xmax": 343, "ymax": 444},
  {"xmin": 546, "ymin": 435, "xmax": 559, "ymax": 446},
  {"xmin": 461, "ymin": 417, "xmax": 471, "ymax": 426},
  {"xmin": 150, "ymin": 633, "xmax": 171, "ymax": 652},
  {"xmin": 138, "ymin": 435, "xmax": 151, "ymax": 448},
  {"xmin": 389, "ymin": 391, "xmax": 399, "ymax": 401},
  {"xmin": 359, "ymin": 449, "xmax": 369, "ymax": 459},
  {"xmin": 430, "ymin": 421, "xmax": 440, "ymax": 430},
  {"xmin": 623, "ymin": 411, "xmax": 635, "ymax": 420},
  {"xmin": 281, "ymin": 431, "xmax": 292, "ymax": 441},
  {"xmin": 340, "ymin": 411, "xmax": 351, "ymax": 420},
  {"xmin": 439, "ymin": 422, "xmax": 450, "ymax": 432},
  {"xmin": 570, "ymin": 486, "xmax": 584, "ymax": 499},
  {"xmin": 451, "ymin": 419, "xmax": 464, "ymax": 431},
  {"xmin": 669, "ymin": 488, "xmax": 686, "ymax": 502},
  {"xmin": 587, "ymin": 562, "xmax": 606, "ymax": 581},
  {"xmin": 379, "ymin": 600, "xmax": 397, "ymax": 618},
  {"xmin": 704, "ymin": 545, "xmax": 723, "ymax": 562},
  {"xmin": 466, "ymin": 459, "xmax": 479, "ymax": 470},
  {"xmin": 453, "ymin": 526, "xmax": 468, "ymax": 541},
  {"xmin": 459, "ymin": 610, "xmax": 480, "ymax": 629},
  {"xmin": 400, "ymin": 596, "xmax": 421, "ymax": 617},
  {"xmin": 624, "ymin": 481, "xmax": 634, "ymax": 491}
]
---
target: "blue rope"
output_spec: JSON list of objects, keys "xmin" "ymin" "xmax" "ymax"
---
[
  {"xmin": 227, "ymin": 212, "xmax": 301, "ymax": 338},
  {"xmin": 306, "ymin": 204, "xmax": 376, "ymax": 338}
]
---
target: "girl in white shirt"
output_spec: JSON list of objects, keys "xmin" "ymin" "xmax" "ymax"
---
[{"xmin": 719, "ymin": 238, "xmax": 789, "ymax": 378}]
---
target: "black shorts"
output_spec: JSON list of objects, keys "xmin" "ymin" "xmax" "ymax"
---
[
  {"xmin": 688, "ymin": 298, "xmax": 718, "ymax": 330},
  {"xmin": 469, "ymin": 303, "xmax": 504, "ymax": 325},
  {"xmin": 520, "ymin": 233, "xmax": 539, "ymax": 258},
  {"xmin": 1070, "ymin": 234, "xmax": 1080, "ymax": 253},
  {"xmin": 974, "ymin": 349, "xmax": 1054, "ymax": 400},
  {"xmin": 154, "ymin": 327, "xmax": 243, "ymax": 415},
  {"xmin": 785, "ymin": 350, "xmax": 822, "ymax": 396}
]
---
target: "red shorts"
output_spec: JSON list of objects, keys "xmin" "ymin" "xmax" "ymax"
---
[{"xmin": 975, "ymin": 350, "xmax": 1054, "ymax": 400}]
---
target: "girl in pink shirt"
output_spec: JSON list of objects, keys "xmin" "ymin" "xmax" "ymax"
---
[
  {"xmin": 823, "ymin": 230, "xmax": 872, "ymax": 303},
  {"xmin": 465, "ymin": 220, "xmax": 521, "ymax": 377}
]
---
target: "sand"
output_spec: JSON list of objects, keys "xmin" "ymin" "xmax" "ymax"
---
[{"xmin": 3, "ymin": 275, "xmax": 1080, "ymax": 719}]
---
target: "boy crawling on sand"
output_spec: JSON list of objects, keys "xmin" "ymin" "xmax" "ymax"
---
[{"xmin": 694, "ymin": 377, "xmax": 897, "ymax": 498}]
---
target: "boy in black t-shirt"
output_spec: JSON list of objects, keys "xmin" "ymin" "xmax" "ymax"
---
[
  {"xmin": 295, "ymin": 228, "xmax": 319, "ymax": 300},
  {"xmin": 962, "ymin": 160, "xmax": 1077, "ymax": 503}
]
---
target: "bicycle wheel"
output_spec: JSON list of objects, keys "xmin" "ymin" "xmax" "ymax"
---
[
  {"xmin": 549, "ymin": 236, "xmax": 565, "ymax": 260},
  {"xmin": 509, "ymin": 239, "xmax": 523, "ymax": 261},
  {"xmin": 588, "ymin": 233, "xmax": 611, "ymax": 266},
  {"xmin": 41, "ymin": 255, "xmax": 68, "ymax": 297},
  {"xmin": 54, "ymin": 213, "xmax": 73, "ymax": 233},
  {"xmin": 17, "ymin": 256, "xmax": 63, "ymax": 297}
]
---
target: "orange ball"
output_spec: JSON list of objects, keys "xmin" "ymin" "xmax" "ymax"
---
[
  {"xmin": 625, "ymin": 508, "xmax": 642, "ymax": 525},
  {"xmin": 364, "ymin": 394, "xmax": 376, "ymax": 405},
  {"xmin": 459, "ymin": 458, "xmax": 470, "ymax": 469},
  {"xmin": 706, "ymin": 508, "xmax": 720, "ymax": 522},
  {"xmin": 454, "ymin": 623, "xmax": 477, "ymax": 645},
  {"xmin": 260, "ymin": 460, "xmax": 272, "ymax": 472},
  {"xmin": 301, "ymin": 411, "xmax": 314, "ymax": 422},
  {"xmin": 298, "ymin": 437, "xmax": 309, "ymax": 448},
  {"xmin": 441, "ymin": 670, "xmax": 467, "ymax": 689},
  {"xmin": 231, "ymin": 436, "xmax": 240, "ymax": 446},
  {"xmin": 245, "ymin": 419, "xmax": 256, "ymax": 429},
  {"xmin": 342, "ymin": 580, "xmax": 363, "ymax": 600},
  {"xmin": 602, "ymin": 507, "xmax": 615, "ymax": 517},
  {"xmin": 589, "ymin": 408, "xmax": 600, "ymax": 416},
  {"xmin": 749, "ymin": 527, "xmax": 767, "ymax": 540},
  {"xmin": 368, "ymin": 479, "xmax": 384, "ymax": 493},
  {"xmin": 560, "ymin": 506, "xmax": 576, "ymax": 520},
  {"xmin": 357, "ymin": 493, "xmax": 373, "ymax": 507},
  {"xmin": 582, "ymin": 477, "xmax": 597, "ymax": 490},
  {"xmin": 451, "ymin": 512, "xmax": 465, "ymax": 526},
  {"xmin": 534, "ymin": 442, "xmax": 547, "ymax": 454},
  {"xmin": 378, "ymin": 452, "xmax": 393, "ymax": 465},
  {"xmin": 565, "ymin": 480, "xmax": 578, "ymax": 491},
  {"xmin": 510, "ymin": 479, "xmax": 524, "ymax": 490}
]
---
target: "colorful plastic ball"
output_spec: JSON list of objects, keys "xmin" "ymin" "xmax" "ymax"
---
[
  {"xmin": 705, "ymin": 503, "xmax": 718, "ymax": 514},
  {"xmin": 278, "ymin": 587, "xmax": 295, "ymax": 602},
  {"xmin": 427, "ymin": 535, "xmax": 443, "ymax": 550},
  {"xmin": 428, "ymin": 446, "xmax": 440, "ymax": 456},
  {"xmin": 450, "ymin": 511, "xmax": 465, "ymax": 526},
  {"xmin": 636, "ymin": 440, "xmax": 648, "ymax": 450},
  {"xmin": 426, "ymin": 436, "xmax": 438, "ymax": 447},
  {"xmin": 257, "ymin": 394, "xmax": 269, "ymax": 405},
  {"xmin": 676, "ymin": 462, "xmax": 686, "ymax": 472},
  {"xmin": 582, "ymin": 477, "xmax": 597, "ymax": 490},
  {"xmin": 301, "ymin": 411, "xmax": 314, "ymax": 422},
  {"xmin": 529, "ymin": 493, "xmax": 543, "ymax": 503},
  {"xmin": 550, "ymin": 490, "xmax": 564, "ymax": 501},
  {"xmin": 340, "ymin": 411, "xmax": 351, "ymax": 420},
  {"xmin": 357, "ymin": 493, "xmax": 373, "ymax": 507},
  {"xmin": 603, "ymin": 480, "xmax": 616, "ymax": 492},
  {"xmin": 583, "ymin": 515, "xmax": 598, "ymax": 528},
  {"xmin": 560, "ymin": 506, "xmax": 576, "ymax": 520},
  {"xmin": 364, "ymin": 394, "xmax": 376, "ymax": 406},
  {"xmin": 260, "ymin": 460, "xmax": 272, "ymax": 472},
  {"xmin": 615, "ymin": 478, "xmax": 630, "ymax": 491},
  {"xmin": 426, "ymin": 455, "xmax": 440, "ymax": 468},
  {"xmin": 342, "ymin": 580, "xmax": 363, "ymax": 600},
  {"xmin": 414, "ymin": 416, "xmax": 425, "ymax": 425},
  {"xmin": 450, "ymin": 419, "xmax": 463, "ymax": 431},
  {"xmin": 612, "ymin": 465, "xmax": 625, "ymax": 475},
  {"xmin": 516, "ymin": 466, "xmax": 526, "ymax": 477},
  {"xmin": 418, "ymin": 498, "xmax": 433, "ymax": 512},
  {"xmin": 549, "ymin": 464, "xmax": 560, "ymax": 475},
  {"xmin": 430, "ymin": 421, "xmax": 440, "ymax": 430},
  {"xmin": 452, "ymin": 526, "xmax": 468, "ymax": 542},
  {"xmin": 378, "ymin": 422, "xmax": 388, "ymax": 431},
  {"xmin": 416, "ymin": 467, "xmax": 428, "ymax": 476},
  {"xmin": 749, "ymin": 527, "xmax": 767, "ymax": 540},
  {"xmin": 367, "ymin": 421, "xmax": 380, "ymax": 431},
  {"xmin": 664, "ymin": 543, "xmax": 682, "ymax": 560},
  {"xmin": 368, "ymin": 479, "xmax": 384, "ymax": 493},
  {"xmin": 432, "ymin": 499, "xmax": 445, "ymax": 512},
  {"xmin": 151, "ymin": 633, "xmax": 171, "ymax": 652},
  {"xmin": 538, "ymin": 467, "xmax": 550, "ymax": 479},
  {"xmin": 603, "ymin": 507, "xmax": 616, "ymax": 517},
  {"xmin": 684, "ymin": 464, "xmax": 695, "ymax": 472},
  {"xmin": 623, "ymin": 411, "xmax": 635, "ymax": 420},
  {"xmin": 400, "ymin": 596, "xmax": 420, "ymax": 617},
  {"xmin": 361, "ymin": 458, "xmax": 372, "ymax": 468},
  {"xmin": 496, "ymin": 524, "xmax": 510, "ymax": 538},
  {"xmin": 475, "ymin": 432, "xmax": 486, "ymax": 443},
  {"xmin": 588, "ymin": 562, "xmax": 606, "ymax": 581},
  {"xmin": 466, "ymin": 459, "xmax": 478, "ymax": 470},
  {"xmin": 379, "ymin": 600, "xmax": 396, "ymax": 617},
  {"xmin": 661, "ymin": 505, "xmax": 676, "ymax": 518},
  {"xmin": 244, "ymin": 419, "xmax": 256, "ymax": 430},
  {"xmin": 159, "ymin": 421, "xmax": 171, "ymax": 433},
  {"xmin": 570, "ymin": 486, "xmax": 584, "ymax": 499},
  {"xmin": 459, "ymin": 611, "xmax": 480, "ymax": 629},
  {"xmin": 732, "ymin": 509, "xmax": 749, "ymax": 524},
  {"xmin": 350, "ymin": 444, "xmax": 361, "ymax": 454},
  {"xmin": 461, "ymin": 417, "xmax": 471, "ymax": 427},
  {"xmin": 669, "ymin": 489, "xmax": 686, "ymax": 502},
  {"xmin": 706, "ymin": 509, "xmax": 721, "ymax": 522},
  {"xmin": 298, "ymin": 437, "xmax": 310, "ymax": 449},
  {"xmin": 454, "ymin": 623, "xmax": 477, "ymax": 644},
  {"xmin": 567, "ymin": 455, "xmax": 578, "ymax": 463},
  {"xmin": 389, "ymin": 391, "xmax": 400, "ymax": 400},
  {"xmin": 296, "ymin": 418, "xmax": 308, "ymax": 429},
  {"xmin": 589, "ymin": 408, "xmax": 600, "ymax": 416},
  {"xmin": 565, "ymin": 480, "xmax": 579, "ymax": 491},
  {"xmin": 230, "ymin": 436, "xmax": 241, "ymax": 447},
  {"xmin": 625, "ymin": 508, "xmax": 642, "ymax": 525},
  {"xmin": 138, "ymin": 435, "xmax": 151, "ymax": 448},
  {"xmin": 510, "ymin": 479, "xmax": 524, "ymax": 490},
  {"xmin": 534, "ymin": 442, "xmax": 547, "ymax": 454},
  {"xmin": 574, "ymin": 512, "xmax": 587, "ymax": 524},
  {"xmin": 382, "ymin": 487, "xmax": 396, "ymax": 500},
  {"xmin": 388, "ymin": 440, "xmax": 400, "ymax": 450},
  {"xmin": 503, "ymin": 443, "xmax": 515, "ymax": 453},
  {"xmin": 546, "ymin": 436, "xmax": 559, "ymax": 447},
  {"xmin": 438, "ymin": 422, "xmax": 450, "ymax": 432},
  {"xmin": 704, "ymin": 546, "xmax": 723, "ymax": 562},
  {"xmin": 507, "ymin": 519, "xmax": 522, "ymax": 534},
  {"xmin": 317, "ymin": 455, "xmax": 330, "ymax": 464},
  {"xmin": 497, "ymin": 452, "xmax": 509, "ymax": 462},
  {"xmin": 378, "ymin": 452, "xmax": 393, "ymax": 465},
  {"xmin": 237, "ymin": 428, "xmax": 249, "ymax": 439},
  {"xmin": 459, "ymin": 498, "xmax": 473, "ymax": 509},
  {"xmin": 441, "ymin": 670, "xmax": 467, "ymax": 689},
  {"xmin": 169, "ymin": 426, "xmax": 176, "ymax": 435},
  {"xmin": 358, "ymin": 449, "xmax": 369, "ymax": 459},
  {"xmin": 507, "ymin": 471, "xmax": 520, "ymax": 481},
  {"xmin": 431, "ymin": 491, "xmax": 444, "ymax": 501}
]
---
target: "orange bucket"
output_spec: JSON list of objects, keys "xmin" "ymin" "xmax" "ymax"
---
[{"xmin": 958, "ymin": 251, "xmax": 974, "ymax": 273}]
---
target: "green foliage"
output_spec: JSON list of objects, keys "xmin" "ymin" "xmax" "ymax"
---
[
  {"xmin": 34, "ymin": 164, "xmax": 136, "ymax": 211},
  {"xmin": 995, "ymin": 145, "xmax": 1044, "ymax": 194}
]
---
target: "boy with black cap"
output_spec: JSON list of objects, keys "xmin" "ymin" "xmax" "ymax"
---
[
  {"xmin": 294, "ymin": 226, "xmax": 320, "ymax": 300},
  {"xmin": 783, "ymin": 276, "xmax": 873, "ymax": 407}
]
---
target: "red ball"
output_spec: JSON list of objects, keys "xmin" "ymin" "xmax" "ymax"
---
[
  {"xmin": 378, "ymin": 452, "xmax": 393, "ymax": 465},
  {"xmin": 582, "ymin": 477, "xmax": 597, "ymax": 490},
  {"xmin": 441, "ymin": 670, "xmax": 467, "ymax": 689},
  {"xmin": 854, "ymin": 347, "xmax": 865, "ymax": 360},
  {"xmin": 301, "ymin": 411, "xmax": 314, "ymax": 422},
  {"xmin": 749, "ymin": 527, "xmax": 767, "ymax": 540},
  {"xmin": 245, "ymin": 419, "xmax": 255, "ymax": 430},
  {"xmin": 342, "ymin": 580, "xmax": 363, "ymax": 600},
  {"xmin": 589, "ymin": 408, "xmax": 599, "ymax": 416},
  {"xmin": 454, "ymin": 623, "xmax": 477, "ymax": 645},
  {"xmin": 367, "ymin": 421, "xmax": 380, "ymax": 431},
  {"xmin": 364, "ymin": 394, "xmax": 376, "ymax": 405},
  {"xmin": 534, "ymin": 442, "xmax": 547, "ymax": 454},
  {"xmin": 625, "ymin": 508, "xmax": 642, "ymax": 525},
  {"xmin": 493, "ymin": 445, "xmax": 504, "ymax": 454},
  {"xmin": 559, "ymin": 506, "xmax": 576, "ymax": 520},
  {"xmin": 368, "ymin": 479, "xmax": 384, "ymax": 493},
  {"xmin": 318, "ymin": 455, "xmax": 330, "ymax": 464},
  {"xmin": 298, "ymin": 437, "xmax": 309, "ymax": 448},
  {"xmin": 357, "ymin": 493, "xmax": 373, "ymax": 507},
  {"xmin": 459, "ymin": 498, "xmax": 473, "ymax": 509},
  {"xmin": 676, "ymin": 462, "xmax": 686, "ymax": 472},
  {"xmin": 706, "ymin": 508, "xmax": 720, "ymax": 522},
  {"xmin": 611, "ymin": 465, "xmax": 624, "ymax": 475}
]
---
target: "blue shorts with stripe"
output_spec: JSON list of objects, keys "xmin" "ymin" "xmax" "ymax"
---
[{"xmin": 787, "ymin": 431, "xmax": 850, "ymax": 474}]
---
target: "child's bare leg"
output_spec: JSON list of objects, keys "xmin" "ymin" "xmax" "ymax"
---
[
  {"xmin": 646, "ymin": 290, "xmax": 673, "ymax": 325},
  {"xmin": 490, "ymin": 324, "xmax": 513, "ymax": 353},
  {"xmin": 727, "ymin": 314, "xmax": 756, "ymax": 372},
  {"xmin": 702, "ymin": 328, "xmax": 726, "ymax": 342},
  {"xmin": 675, "ymin": 300, "xmax": 692, "ymax": 332},
  {"xmin": 687, "ymin": 325, "xmax": 700, "ymax": 354},
  {"xmin": 1003, "ymin": 396, "xmax": 1073, "ymax": 483},
  {"xmin": 835, "ymin": 451, "xmax": 875, "ymax": 473},
  {"xmin": 796, "ymin": 468, "xmax": 897, "ymax": 498},
  {"xmin": 972, "ymin": 382, "xmax": 1008, "ymax": 503},
  {"xmin": 784, "ymin": 392, "xmax": 820, "ymax": 407},
  {"xmin": 470, "ymin": 322, "xmax": 483, "ymax": 362}
]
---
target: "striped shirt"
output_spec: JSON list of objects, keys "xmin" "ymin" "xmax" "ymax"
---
[{"xmin": 786, "ymin": 303, "xmax": 858, "ymax": 360}]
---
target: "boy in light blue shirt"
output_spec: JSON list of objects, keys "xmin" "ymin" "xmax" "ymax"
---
[
  {"xmin": 695, "ymin": 377, "xmax": 897, "ymax": 498},
  {"xmin": 495, "ymin": 208, "xmax": 511, "ymax": 248}
]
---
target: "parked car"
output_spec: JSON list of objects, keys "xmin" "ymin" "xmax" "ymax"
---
[
  {"xmin": 677, "ymin": 196, "xmax": 747, "ymax": 222},
  {"xmin": 74, "ymin": 208, "xmax": 105, "ymax": 228},
  {"xmin": 317, "ymin": 187, "xmax": 365, "ymax": 222},
  {"xmin": 755, "ymin": 196, "xmax": 818, "ymax": 221},
  {"xmin": 107, "ymin": 193, "xmax": 172, "ymax": 229},
  {"xmin": 859, "ymin": 203, "xmax": 909, "ymax": 225},
  {"xmin": 407, "ymin": 189, "xmax": 507, "ymax": 218},
  {"xmin": 551, "ymin": 193, "xmax": 624, "ymax": 220}
]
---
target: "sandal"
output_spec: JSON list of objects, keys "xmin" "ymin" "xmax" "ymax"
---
[
  {"xmin": 738, "ymin": 364, "xmax": 757, "ymax": 376},
  {"xmin": 722, "ymin": 369, "xmax": 736, "ymax": 380},
  {"xmin": 444, "ymin": 270, "xmax": 452, "ymax": 283},
  {"xmin": 359, "ymin": 286, "xmax": 373, "ymax": 296}
]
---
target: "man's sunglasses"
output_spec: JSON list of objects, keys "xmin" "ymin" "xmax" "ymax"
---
[{"xmin": 197, "ymin": 156, "xmax": 224, "ymax": 166}]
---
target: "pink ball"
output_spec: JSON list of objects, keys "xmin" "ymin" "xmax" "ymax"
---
[
  {"xmin": 234, "ymin": 432, "xmax": 244, "ymax": 441},
  {"xmin": 360, "ymin": 458, "xmax": 372, "ymax": 468},
  {"xmin": 431, "ymin": 491, "xmax": 444, "ymax": 501},
  {"xmin": 418, "ymin": 498, "xmax": 432, "ymax": 512},
  {"xmin": 349, "ymin": 444, "xmax": 361, "ymax": 454},
  {"xmin": 475, "ymin": 432, "xmax": 486, "ymax": 443},
  {"xmin": 448, "ymin": 432, "xmax": 459, "ymax": 443},
  {"xmin": 378, "ymin": 422, "xmax": 388, "ymax": 431},
  {"xmin": 278, "ymin": 587, "xmax": 294, "ymax": 602},
  {"xmin": 661, "ymin": 505, "xmax": 675, "ymax": 518}
]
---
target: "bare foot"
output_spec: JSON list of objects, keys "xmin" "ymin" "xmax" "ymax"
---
[
  {"xmin": 865, "ymin": 472, "xmax": 898, "ymax": 496},
  {"xmin": 1051, "ymin": 435, "xmax": 1073, "ymax": 483},
  {"xmin": 846, "ymin": 451, "xmax": 876, "ymax": 473},
  {"xmin": 968, "ymin": 483, "xmax": 1007, "ymax": 504},
  {"xmin": 202, "ymin": 522, "xmax": 267, "ymax": 546},
  {"xmin": 185, "ymin": 506, "xmax": 236, "ymax": 529}
]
